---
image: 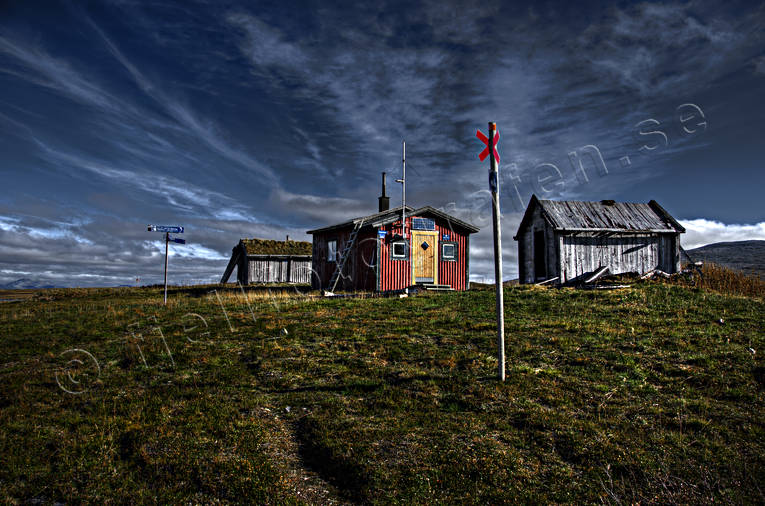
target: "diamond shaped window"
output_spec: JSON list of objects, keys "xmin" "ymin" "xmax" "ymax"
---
[{"xmin": 421, "ymin": 241, "xmax": 430, "ymax": 250}]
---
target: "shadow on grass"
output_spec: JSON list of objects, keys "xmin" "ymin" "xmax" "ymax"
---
[{"xmin": 268, "ymin": 373, "xmax": 441, "ymax": 395}]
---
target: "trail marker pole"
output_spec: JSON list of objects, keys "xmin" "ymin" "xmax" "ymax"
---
[{"xmin": 477, "ymin": 122, "xmax": 505, "ymax": 381}]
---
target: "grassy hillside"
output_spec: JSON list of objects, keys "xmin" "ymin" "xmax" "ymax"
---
[
  {"xmin": 0, "ymin": 283, "xmax": 763, "ymax": 504},
  {"xmin": 686, "ymin": 240, "xmax": 765, "ymax": 279}
]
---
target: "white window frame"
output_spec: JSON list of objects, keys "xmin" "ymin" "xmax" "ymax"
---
[
  {"xmin": 441, "ymin": 241, "xmax": 457, "ymax": 261},
  {"xmin": 391, "ymin": 240, "xmax": 408, "ymax": 260},
  {"xmin": 327, "ymin": 239, "xmax": 337, "ymax": 263}
]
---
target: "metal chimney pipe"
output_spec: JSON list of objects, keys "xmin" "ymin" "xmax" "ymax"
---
[{"xmin": 378, "ymin": 171, "xmax": 390, "ymax": 212}]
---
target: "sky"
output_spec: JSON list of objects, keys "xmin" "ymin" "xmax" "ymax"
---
[{"xmin": 1, "ymin": 0, "xmax": 764, "ymax": 286}]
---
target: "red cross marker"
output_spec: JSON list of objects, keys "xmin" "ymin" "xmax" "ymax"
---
[{"xmin": 476, "ymin": 128, "xmax": 500, "ymax": 163}]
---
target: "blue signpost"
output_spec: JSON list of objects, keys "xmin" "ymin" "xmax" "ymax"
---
[
  {"xmin": 148, "ymin": 225, "xmax": 184, "ymax": 234},
  {"xmin": 148, "ymin": 225, "xmax": 185, "ymax": 304}
]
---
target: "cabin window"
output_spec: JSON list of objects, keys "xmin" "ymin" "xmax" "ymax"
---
[
  {"xmin": 391, "ymin": 240, "xmax": 408, "ymax": 260},
  {"xmin": 441, "ymin": 241, "xmax": 458, "ymax": 261},
  {"xmin": 327, "ymin": 239, "xmax": 337, "ymax": 263}
]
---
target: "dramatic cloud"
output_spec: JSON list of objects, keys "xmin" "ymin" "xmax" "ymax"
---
[
  {"xmin": 680, "ymin": 219, "xmax": 765, "ymax": 250},
  {"xmin": 0, "ymin": 0, "xmax": 763, "ymax": 286}
]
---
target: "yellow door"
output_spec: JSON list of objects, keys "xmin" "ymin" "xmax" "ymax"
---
[{"xmin": 411, "ymin": 231, "xmax": 438, "ymax": 283}]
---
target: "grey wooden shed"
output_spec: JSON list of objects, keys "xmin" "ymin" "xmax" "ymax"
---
[
  {"xmin": 220, "ymin": 238, "xmax": 312, "ymax": 285},
  {"xmin": 513, "ymin": 195, "xmax": 685, "ymax": 284}
]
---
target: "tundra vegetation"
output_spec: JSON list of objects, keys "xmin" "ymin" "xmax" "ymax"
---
[{"xmin": 0, "ymin": 269, "xmax": 762, "ymax": 504}]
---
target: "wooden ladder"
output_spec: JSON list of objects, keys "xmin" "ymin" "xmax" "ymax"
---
[{"xmin": 328, "ymin": 220, "xmax": 364, "ymax": 292}]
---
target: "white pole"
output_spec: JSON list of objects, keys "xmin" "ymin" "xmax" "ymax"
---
[
  {"xmin": 395, "ymin": 141, "xmax": 408, "ymax": 291},
  {"xmin": 164, "ymin": 232, "xmax": 169, "ymax": 305},
  {"xmin": 402, "ymin": 140, "xmax": 406, "ymax": 239},
  {"xmin": 488, "ymin": 122, "xmax": 505, "ymax": 381}
]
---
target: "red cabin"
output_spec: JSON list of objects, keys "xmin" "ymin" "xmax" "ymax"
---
[{"xmin": 307, "ymin": 203, "xmax": 479, "ymax": 292}]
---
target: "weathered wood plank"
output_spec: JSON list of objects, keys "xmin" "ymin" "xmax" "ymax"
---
[{"xmin": 220, "ymin": 249, "xmax": 240, "ymax": 284}]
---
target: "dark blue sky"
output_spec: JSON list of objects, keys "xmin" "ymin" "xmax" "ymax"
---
[{"xmin": 1, "ymin": 0, "xmax": 764, "ymax": 286}]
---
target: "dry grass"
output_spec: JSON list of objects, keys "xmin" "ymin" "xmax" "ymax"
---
[
  {"xmin": 672, "ymin": 263, "xmax": 765, "ymax": 298},
  {"xmin": 0, "ymin": 289, "xmax": 38, "ymax": 301}
]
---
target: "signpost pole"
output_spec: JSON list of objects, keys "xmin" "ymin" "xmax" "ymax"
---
[
  {"xmin": 488, "ymin": 122, "xmax": 505, "ymax": 381},
  {"xmin": 148, "ymin": 225, "xmax": 184, "ymax": 304},
  {"xmin": 163, "ymin": 232, "xmax": 169, "ymax": 305}
]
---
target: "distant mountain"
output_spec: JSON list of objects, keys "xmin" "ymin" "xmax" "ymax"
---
[
  {"xmin": 685, "ymin": 240, "xmax": 765, "ymax": 278},
  {"xmin": 0, "ymin": 278, "xmax": 58, "ymax": 290}
]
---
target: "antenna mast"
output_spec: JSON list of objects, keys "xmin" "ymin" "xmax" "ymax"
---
[{"xmin": 395, "ymin": 140, "xmax": 406, "ymax": 239}]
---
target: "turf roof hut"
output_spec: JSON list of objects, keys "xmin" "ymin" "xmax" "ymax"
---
[
  {"xmin": 514, "ymin": 195, "xmax": 686, "ymax": 284},
  {"xmin": 220, "ymin": 238, "xmax": 312, "ymax": 285}
]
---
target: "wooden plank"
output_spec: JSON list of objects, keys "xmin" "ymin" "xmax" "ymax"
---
[
  {"xmin": 584, "ymin": 266, "xmax": 609, "ymax": 283},
  {"xmin": 220, "ymin": 249, "xmax": 240, "ymax": 284}
]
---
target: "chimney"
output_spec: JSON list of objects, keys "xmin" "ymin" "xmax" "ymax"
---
[{"xmin": 378, "ymin": 172, "xmax": 390, "ymax": 212}]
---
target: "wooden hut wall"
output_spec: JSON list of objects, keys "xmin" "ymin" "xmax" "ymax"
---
[
  {"xmin": 377, "ymin": 215, "xmax": 470, "ymax": 291},
  {"xmin": 289, "ymin": 258, "xmax": 312, "ymax": 284},
  {"xmin": 517, "ymin": 204, "xmax": 557, "ymax": 283},
  {"xmin": 434, "ymin": 219, "xmax": 469, "ymax": 291},
  {"xmin": 311, "ymin": 211, "xmax": 474, "ymax": 292},
  {"xmin": 657, "ymin": 233, "xmax": 681, "ymax": 274},
  {"xmin": 377, "ymin": 219, "xmax": 412, "ymax": 291},
  {"xmin": 351, "ymin": 229, "xmax": 378, "ymax": 291},
  {"xmin": 237, "ymin": 246, "xmax": 248, "ymax": 285},
  {"xmin": 311, "ymin": 228, "xmax": 382, "ymax": 291},
  {"xmin": 558, "ymin": 233, "xmax": 674, "ymax": 282},
  {"xmin": 311, "ymin": 228, "xmax": 352, "ymax": 289},
  {"xmin": 247, "ymin": 256, "xmax": 311, "ymax": 284}
]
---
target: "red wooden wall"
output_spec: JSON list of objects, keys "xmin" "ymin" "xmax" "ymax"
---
[
  {"xmin": 377, "ymin": 215, "xmax": 470, "ymax": 291},
  {"xmin": 311, "ymin": 214, "xmax": 471, "ymax": 292}
]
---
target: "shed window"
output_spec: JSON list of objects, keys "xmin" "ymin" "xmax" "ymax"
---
[
  {"xmin": 391, "ymin": 240, "xmax": 408, "ymax": 260},
  {"xmin": 441, "ymin": 242, "xmax": 458, "ymax": 261},
  {"xmin": 327, "ymin": 240, "xmax": 337, "ymax": 263}
]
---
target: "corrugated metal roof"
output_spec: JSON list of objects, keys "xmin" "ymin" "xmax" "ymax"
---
[
  {"xmin": 516, "ymin": 195, "xmax": 685, "ymax": 236},
  {"xmin": 240, "ymin": 238, "xmax": 312, "ymax": 256}
]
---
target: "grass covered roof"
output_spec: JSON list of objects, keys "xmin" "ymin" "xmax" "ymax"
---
[{"xmin": 240, "ymin": 238, "xmax": 312, "ymax": 256}]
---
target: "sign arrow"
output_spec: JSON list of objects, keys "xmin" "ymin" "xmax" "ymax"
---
[
  {"xmin": 148, "ymin": 225, "xmax": 184, "ymax": 234},
  {"xmin": 476, "ymin": 129, "xmax": 500, "ymax": 163}
]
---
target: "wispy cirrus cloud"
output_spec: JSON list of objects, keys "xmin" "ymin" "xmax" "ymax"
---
[
  {"xmin": 82, "ymin": 12, "xmax": 280, "ymax": 185},
  {"xmin": 1, "ymin": 16, "xmax": 279, "ymax": 195},
  {"xmin": 226, "ymin": 11, "xmax": 457, "ymax": 172},
  {"xmin": 577, "ymin": 3, "xmax": 750, "ymax": 97},
  {"xmin": 0, "ymin": 35, "xmax": 122, "ymax": 112},
  {"xmin": 31, "ymin": 137, "xmax": 256, "ymax": 221}
]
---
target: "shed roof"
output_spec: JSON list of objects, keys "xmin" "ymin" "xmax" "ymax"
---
[
  {"xmin": 240, "ymin": 238, "xmax": 312, "ymax": 256},
  {"xmin": 515, "ymin": 195, "xmax": 685, "ymax": 238},
  {"xmin": 306, "ymin": 205, "xmax": 480, "ymax": 234}
]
